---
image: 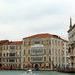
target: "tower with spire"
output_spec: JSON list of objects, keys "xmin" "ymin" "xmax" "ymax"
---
[{"xmin": 70, "ymin": 17, "xmax": 72, "ymax": 28}]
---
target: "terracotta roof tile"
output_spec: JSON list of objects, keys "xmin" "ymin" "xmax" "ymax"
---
[
  {"xmin": 0, "ymin": 40, "xmax": 9, "ymax": 45},
  {"xmin": 14, "ymin": 41, "xmax": 22, "ymax": 45},
  {"xmin": 3, "ymin": 41, "xmax": 22, "ymax": 45},
  {"xmin": 23, "ymin": 33, "xmax": 61, "ymax": 39},
  {"xmin": 24, "ymin": 33, "xmax": 52, "ymax": 39}
]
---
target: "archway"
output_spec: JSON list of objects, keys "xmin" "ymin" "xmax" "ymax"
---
[
  {"xmin": 10, "ymin": 65, "xmax": 12, "ymax": 70},
  {"xmin": 0, "ymin": 64, "xmax": 2, "ymax": 69},
  {"xmin": 34, "ymin": 64, "xmax": 39, "ymax": 71},
  {"xmin": 0, "ymin": 64, "xmax": 2, "ymax": 67}
]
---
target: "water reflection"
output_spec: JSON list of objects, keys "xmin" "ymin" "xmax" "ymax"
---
[
  {"xmin": 21, "ymin": 71, "xmax": 72, "ymax": 75},
  {"xmin": 0, "ymin": 71, "xmax": 75, "ymax": 75},
  {"xmin": 22, "ymin": 72, "xmax": 39, "ymax": 75}
]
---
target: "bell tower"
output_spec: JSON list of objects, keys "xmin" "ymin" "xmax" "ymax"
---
[{"xmin": 70, "ymin": 17, "xmax": 72, "ymax": 28}]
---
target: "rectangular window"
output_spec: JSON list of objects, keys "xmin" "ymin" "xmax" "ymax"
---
[
  {"xmin": 16, "ymin": 46, "xmax": 18, "ymax": 50},
  {"xmin": 3, "ymin": 58, "xmax": 5, "ymax": 62},
  {"xmin": 7, "ymin": 59, "xmax": 8, "ymax": 62},
  {"xmin": 0, "ymin": 53, "xmax": 2, "ymax": 56},
  {"xmin": 9, "ymin": 53, "xmax": 15, "ymax": 56},
  {"xmin": 34, "ymin": 41, "xmax": 40, "ymax": 44},
  {"xmin": 31, "ymin": 56, "xmax": 43, "ymax": 61},
  {"xmin": 49, "ymin": 57, "xmax": 51, "ymax": 61},
  {"xmin": 3, "ymin": 53, "xmax": 5, "ymax": 56},
  {"xmin": 7, "ymin": 53, "xmax": 9, "ymax": 56},
  {"xmin": 24, "ymin": 50, "xmax": 25, "ymax": 55},
  {"xmin": 4, "ymin": 46, "xmax": 5, "ymax": 50},
  {"xmin": 28, "ymin": 50, "xmax": 30, "ymax": 54},
  {"xmin": 6, "ymin": 46, "xmax": 8, "ymax": 50},
  {"xmin": 9, "ymin": 59, "xmax": 15, "ymax": 62},
  {"xmin": 23, "ymin": 57, "xmax": 25, "ymax": 62},
  {"xmin": 19, "ymin": 46, "xmax": 21, "ymax": 49},
  {"xmin": 28, "ymin": 57, "xmax": 30, "ymax": 61},
  {"xmin": 44, "ymin": 57, "xmax": 46, "ymax": 61},
  {"xmin": 49, "ymin": 41, "xmax": 51, "ymax": 44},
  {"xmin": 49, "ymin": 49, "xmax": 51, "ymax": 54},
  {"xmin": 0, "ymin": 58, "xmax": 1, "ymax": 62},
  {"xmin": 44, "ymin": 49, "xmax": 46, "ymax": 54},
  {"xmin": 10, "ymin": 46, "xmax": 15, "ymax": 49}
]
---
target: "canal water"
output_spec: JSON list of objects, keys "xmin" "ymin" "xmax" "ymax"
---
[{"xmin": 0, "ymin": 71, "xmax": 75, "ymax": 75}]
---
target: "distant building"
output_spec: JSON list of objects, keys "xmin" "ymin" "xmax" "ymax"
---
[
  {"xmin": 0, "ymin": 33, "xmax": 68, "ymax": 70},
  {"xmin": 68, "ymin": 18, "xmax": 75, "ymax": 68},
  {"xmin": 0, "ymin": 40, "xmax": 22, "ymax": 69},
  {"xmin": 0, "ymin": 40, "xmax": 9, "ymax": 69},
  {"xmin": 62, "ymin": 40, "xmax": 69, "ymax": 68},
  {"xmin": 22, "ymin": 33, "xmax": 68, "ymax": 70}
]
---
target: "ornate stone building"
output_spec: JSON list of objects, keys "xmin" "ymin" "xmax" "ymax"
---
[
  {"xmin": 68, "ymin": 18, "xmax": 75, "ymax": 68},
  {"xmin": 22, "ymin": 33, "xmax": 68, "ymax": 70},
  {"xmin": 0, "ymin": 33, "xmax": 68, "ymax": 70}
]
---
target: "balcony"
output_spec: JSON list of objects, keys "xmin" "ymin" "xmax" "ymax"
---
[
  {"xmin": 30, "ymin": 56, "xmax": 43, "ymax": 62},
  {"xmin": 70, "ymin": 54, "xmax": 75, "ymax": 57},
  {"xmin": 70, "ymin": 56, "xmax": 75, "ymax": 61}
]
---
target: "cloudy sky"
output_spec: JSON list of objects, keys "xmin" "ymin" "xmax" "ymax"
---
[{"xmin": 0, "ymin": 0, "xmax": 75, "ymax": 40}]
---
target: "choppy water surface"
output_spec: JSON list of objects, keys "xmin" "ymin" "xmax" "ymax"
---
[{"xmin": 0, "ymin": 71, "xmax": 75, "ymax": 75}]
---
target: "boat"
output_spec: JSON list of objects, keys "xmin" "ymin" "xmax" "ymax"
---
[{"xmin": 26, "ymin": 69, "xmax": 32, "ymax": 74}]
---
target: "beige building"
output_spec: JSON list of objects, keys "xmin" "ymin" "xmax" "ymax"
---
[
  {"xmin": 62, "ymin": 40, "xmax": 69, "ymax": 68},
  {"xmin": 0, "ymin": 40, "xmax": 22, "ymax": 70},
  {"xmin": 0, "ymin": 33, "xmax": 68, "ymax": 70},
  {"xmin": 0, "ymin": 40, "xmax": 9, "ymax": 69},
  {"xmin": 68, "ymin": 18, "xmax": 75, "ymax": 68},
  {"xmin": 22, "ymin": 33, "xmax": 68, "ymax": 70}
]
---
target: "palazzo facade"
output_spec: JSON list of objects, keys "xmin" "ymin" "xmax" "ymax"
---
[{"xmin": 0, "ymin": 33, "xmax": 68, "ymax": 70}]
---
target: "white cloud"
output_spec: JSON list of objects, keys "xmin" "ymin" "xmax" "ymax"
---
[{"xmin": 0, "ymin": 0, "xmax": 75, "ymax": 40}]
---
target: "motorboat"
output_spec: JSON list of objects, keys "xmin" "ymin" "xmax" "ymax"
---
[{"xmin": 26, "ymin": 69, "xmax": 32, "ymax": 74}]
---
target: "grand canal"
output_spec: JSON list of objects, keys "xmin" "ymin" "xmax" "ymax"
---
[{"xmin": 0, "ymin": 71, "xmax": 75, "ymax": 75}]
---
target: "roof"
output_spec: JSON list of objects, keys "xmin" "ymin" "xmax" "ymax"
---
[
  {"xmin": 23, "ymin": 33, "xmax": 61, "ymax": 39},
  {"xmin": 3, "ymin": 41, "xmax": 22, "ymax": 45},
  {"xmin": 14, "ymin": 41, "xmax": 22, "ymax": 45},
  {"xmin": 0, "ymin": 40, "xmax": 9, "ymax": 45}
]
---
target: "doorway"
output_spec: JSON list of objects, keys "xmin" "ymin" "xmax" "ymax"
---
[{"xmin": 34, "ymin": 64, "xmax": 39, "ymax": 71}]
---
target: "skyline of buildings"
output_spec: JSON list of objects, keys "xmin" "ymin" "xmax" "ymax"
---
[
  {"xmin": 1, "ymin": 17, "xmax": 75, "ymax": 70},
  {"xmin": 0, "ymin": 33, "xmax": 68, "ymax": 70}
]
